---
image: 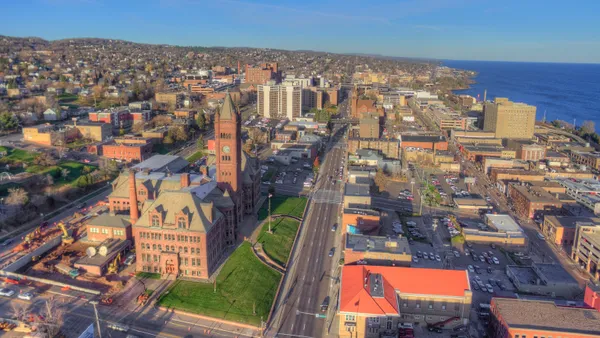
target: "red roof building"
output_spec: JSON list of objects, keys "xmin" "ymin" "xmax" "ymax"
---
[{"xmin": 338, "ymin": 265, "xmax": 472, "ymax": 337}]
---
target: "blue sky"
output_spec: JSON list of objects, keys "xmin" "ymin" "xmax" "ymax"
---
[{"xmin": 1, "ymin": 0, "xmax": 600, "ymax": 63}]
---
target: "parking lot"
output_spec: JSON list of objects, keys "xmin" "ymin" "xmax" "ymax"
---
[{"xmin": 262, "ymin": 158, "xmax": 315, "ymax": 196}]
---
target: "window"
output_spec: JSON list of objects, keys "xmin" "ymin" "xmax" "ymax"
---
[
  {"xmin": 158, "ymin": 244, "xmax": 162, "ymax": 251},
  {"xmin": 192, "ymin": 258, "xmax": 196, "ymax": 266},
  {"xmin": 386, "ymin": 317, "xmax": 393, "ymax": 330},
  {"xmin": 428, "ymin": 301, "xmax": 434, "ymax": 309},
  {"xmin": 151, "ymin": 215, "xmax": 160, "ymax": 227},
  {"xmin": 403, "ymin": 302, "xmax": 408, "ymax": 308},
  {"xmin": 152, "ymin": 244, "xmax": 156, "ymax": 250},
  {"xmin": 184, "ymin": 247, "xmax": 188, "ymax": 254},
  {"xmin": 345, "ymin": 315, "xmax": 355, "ymax": 321},
  {"xmin": 442, "ymin": 302, "xmax": 447, "ymax": 310},
  {"xmin": 367, "ymin": 317, "xmax": 380, "ymax": 324},
  {"xmin": 101, "ymin": 228, "xmax": 109, "ymax": 234},
  {"xmin": 368, "ymin": 328, "xmax": 379, "ymax": 334},
  {"xmin": 178, "ymin": 217, "xmax": 186, "ymax": 229},
  {"xmin": 90, "ymin": 228, "xmax": 99, "ymax": 233},
  {"xmin": 184, "ymin": 258, "xmax": 188, "ymax": 266},
  {"xmin": 416, "ymin": 301, "xmax": 421, "ymax": 309},
  {"xmin": 113, "ymin": 230, "xmax": 124, "ymax": 236}
]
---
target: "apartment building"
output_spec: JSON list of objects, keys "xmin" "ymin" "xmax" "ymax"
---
[
  {"xmin": 426, "ymin": 105, "xmax": 467, "ymax": 130},
  {"xmin": 302, "ymin": 86, "xmax": 339, "ymax": 110},
  {"xmin": 257, "ymin": 84, "xmax": 302, "ymax": 119},
  {"xmin": 490, "ymin": 298, "xmax": 600, "ymax": 338},
  {"xmin": 155, "ymin": 92, "xmax": 185, "ymax": 111},
  {"xmin": 245, "ymin": 63, "xmax": 279, "ymax": 85},
  {"xmin": 338, "ymin": 266, "xmax": 472, "ymax": 338},
  {"xmin": 508, "ymin": 184, "xmax": 563, "ymax": 219},
  {"xmin": 348, "ymin": 129, "xmax": 401, "ymax": 159},
  {"xmin": 89, "ymin": 107, "xmax": 132, "ymax": 130},
  {"xmin": 506, "ymin": 140, "xmax": 546, "ymax": 161},
  {"xmin": 484, "ymin": 98, "xmax": 536, "ymax": 139},
  {"xmin": 359, "ymin": 113, "xmax": 380, "ymax": 139}
]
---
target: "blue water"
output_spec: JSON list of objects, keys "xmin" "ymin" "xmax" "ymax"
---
[{"xmin": 441, "ymin": 60, "xmax": 600, "ymax": 128}]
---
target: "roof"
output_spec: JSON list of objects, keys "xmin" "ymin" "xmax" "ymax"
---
[
  {"xmin": 544, "ymin": 215, "xmax": 600, "ymax": 229},
  {"xmin": 510, "ymin": 185, "xmax": 560, "ymax": 203},
  {"xmin": 219, "ymin": 92, "xmax": 237, "ymax": 120},
  {"xmin": 344, "ymin": 183, "xmax": 370, "ymax": 197},
  {"xmin": 401, "ymin": 134, "xmax": 447, "ymax": 143},
  {"xmin": 135, "ymin": 190, "xmax": 223, "ymax": 233},
  {"xmin": 87, "ymin": 214, "xmax": 131, "ymax": 229},
  {"xmin": 345, "ymin": 234, "xmax": 411, "ymax": 256},
  {"xmin": 132, "ymin": 154, "xmax": 189, "ymax": 173},
  {"xmin": 75, "ymin": 239, "xmax": 130, "ymax": 267},
  {"xmin": 492, "ymin": 298, "xmax": 600, "ymax": 335},
  {"xmin": 534, "ymin": 263, "xmax": 578, "ymax": 285},
  {"xmin": 340, "ymin": 265, "xmax": 470, "ymax": 315},
  {"xmin": 485, "ymin": 214, "xmax": 522, "ymax": 233}
]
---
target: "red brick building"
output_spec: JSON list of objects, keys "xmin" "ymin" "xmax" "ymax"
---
[
  {"xmin": 245, "ymin": 63, "xmax": 279, "ymax": 85},
  {"xmin": 400, "ymin": 135, "xmax": 448, "ymax": 151},
  {"xmin": 101, "ymin": 137, "xmax": 153, "ymax": 163},
  {"xmin": 508, "ymin": 184, "xmax": 563, "ymax": 219},
  {"xmin": 102, "ymin": 93, "xmax": 261, "ymax": 280}
]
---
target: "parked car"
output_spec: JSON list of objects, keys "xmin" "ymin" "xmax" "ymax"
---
[
  {"xmin": 18, "ymin": 292, "xmax": 34, "ymax": 301},
  {"xmin": 467, "ymin": 265, "xmax": 475, "ymax": 273},
  {"xmin": 492, "ymin": 257, "xmax": 500, "ymax": 265},
  {"xmin": 485, "ymin": 284, "xmax": 494, "ymax": 293},
  {"xmin": 107, "ymin": 323, "xmax": 130, "ymax": 332},
  {"xmin": 328, "ymin": 248, "xmax": 335, "ymax": 257},
  {"xmin": 124, "ymin": 254, "xmax": 136, "ymax": 266},
  {"xmin": 0, "ymin": 288, "xmax": 15, "ymax": 297}
]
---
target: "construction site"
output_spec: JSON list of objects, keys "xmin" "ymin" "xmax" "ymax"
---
[{"xmin": 0, "ymin": 199, "xmax": 150, "ymax": 335}]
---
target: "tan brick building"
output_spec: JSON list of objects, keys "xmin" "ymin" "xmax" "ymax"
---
[
  {"xmin": 508, "ymin": 184, "xmax": 563, "ymax": 219},
  {"xmin": 348, "ymin": 130, "xmax": 400, "ymax": 159},
  {"xmin": 344, "ymin": 234, "xmax": 411, "ymax": 266},
  {"xmin": 483, "ymin": 98, "xmax": 536, "ymax": 139},
  {"xmin": 23, "ymin": 122, "xmax": 112, "ymax": 146},
  {"xmin": 245, "ymin": 63, "xmax": 279, "ymax": 85},
  {"xmin": 155, "ymin": 92, "xmax": 184, "ymax": 111}
]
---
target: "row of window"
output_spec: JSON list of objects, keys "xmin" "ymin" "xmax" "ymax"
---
[
  {"xmin": 140, "ymin": 265, "xmax": 205, "ymax": 276},
  {"xmin": 220, "ymin": 133, "xmax": 233, "ymax": 139},
  {"xmin": 140, "ymin": 243, "xmax": 202, "ymax": 254},
  {"xmin": 140, "ymin": 254, "xmax": 203, "ymax": 267},
  {"xmin": 138, "ymin": 232, "xmax": 200, "ymax": 243},
  {"xmin": 89, "ymin": 228, "xmax": 124, "ymax": 236}
]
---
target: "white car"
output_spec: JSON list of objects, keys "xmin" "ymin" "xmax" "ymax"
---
[
  {"xmin": 412, "ymin": 257, "xmax": 419, "ymax": 263},
  {"xmin": 435, "ymin": 255, "xmax": 441, "ymax": 262},
  {"xmin": 18, "ymin": 292, "xmax": 34, "ymax": 300},
  {"xmin": 485, "ymin": 284, "xmax": 494, "ymax": 293},
  {"xmin": 453, "ymin": 250, "xmax": 460, "ymax": 258},
  {"xmin": 492, "ymin": 257, "xmax": 500, "ymax": 265},
  {"xmin": 0, "ymin": 288, "xmax": 15, "ymax": 297},
  {"xmin": 467, "ymin": 265, "xmax": 475, "ymax": 273},
  {"xmin": 108, "ymin": 323, "xmax": 130, "ymax": 332}
]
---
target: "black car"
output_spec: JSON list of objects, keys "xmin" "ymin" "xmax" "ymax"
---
[{"xmin": 427, "ymin": 326, "xmax": 443, "ymax": 333}]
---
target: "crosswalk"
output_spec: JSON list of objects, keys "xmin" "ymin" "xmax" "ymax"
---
[{"xmin": 311, "ymin": 190, "xmax": 343, "ymax": 204}]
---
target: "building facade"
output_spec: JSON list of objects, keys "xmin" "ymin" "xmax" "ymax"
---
[
  {"xmin": 245, "ymin": 63, "xmax": 279, "ymax": 85},
  {"xmin": 483, "ymin": 98, "xmax": 536, "ymax": 139},
  {"xmin": 257, "ymin": 84, "xmax": 302, "ymax": 119}
]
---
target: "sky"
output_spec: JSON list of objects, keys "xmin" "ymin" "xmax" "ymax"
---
[{"xmin": 1, "ymin": 0, "xmax": 600, "ymax": 63}]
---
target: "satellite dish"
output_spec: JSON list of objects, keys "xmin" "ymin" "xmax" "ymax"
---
[
  {"xmin": 86, "ymin": 247, "xmax": 97, "ymax": 258},
  {"xmin": 99, "ymin": 246, "xmax": 108, "ymax": 256}
]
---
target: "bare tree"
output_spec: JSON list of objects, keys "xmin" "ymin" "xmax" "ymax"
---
[
  {"xmin": 581, "ymin": 120, "xmax": 596, "ymax": 135},
  {"xmin": 38, "ymin": 297, "xmax": 66, "ymax": 338},
  {"xmin": 6, "ymin": 187, "xmax": 29, "ymax": 206}
]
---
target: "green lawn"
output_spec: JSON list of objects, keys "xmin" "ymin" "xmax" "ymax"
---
[
  {"xmin": 25, "ymin": 161, "xmax": 96, "ymax": 185},
  {"xmin": 258, "ymin": 196, "xmax": 307, "ymax": 221},
  {"xmin": 157, "ymin": 242, "xmax": 281, "ymax": 326},
  {"xmin": 186, "ymin": 151, "xmax": 205, "ymax": 163},
  {"xmin": 136, "ymin": 272, "xmax": 161, "ymax": 280},
  {"xmin": 257, "ymin": 217, "xmax": 300, "ymax": 266},
  {"xmin": 0, "ymin": 146, "xmax": 39, "ymax": 164}
]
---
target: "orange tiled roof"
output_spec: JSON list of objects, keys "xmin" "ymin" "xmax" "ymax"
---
[{"xmin": 339, "ymin": 265, "xmax": 470, "ymax": 315}]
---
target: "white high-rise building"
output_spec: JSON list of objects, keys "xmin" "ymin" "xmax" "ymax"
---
[{"xmin": 257, "ymin": 84, "xmax": 302, "ymax": 120}]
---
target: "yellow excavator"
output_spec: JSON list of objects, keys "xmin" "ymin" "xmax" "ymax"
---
[
  {"xmin": 58, "ymin": 223, "xmax": 74, "ymax": 245},
  {"xmin": 107, "ymin": 252, "xmax": 121, "ymax": 274}
]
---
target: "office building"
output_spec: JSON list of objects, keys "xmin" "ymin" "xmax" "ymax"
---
[
  {"xmin": 344, "ymin": 234, "xmax": 411, "ymax": 266},
  {"xmin": 359, "ymin": 112, "xmax": 380, "ymax": 139},
  {"xmin": 257, "ymin": 84, "xmax": 302, "ymax": 119},
  {"xmin": 484, "ymin": 98, "xmax": 536, "ymax": 139},
  {"xmin": 245, "ymin": 63, "xmax": 279, "ymax": 85}
]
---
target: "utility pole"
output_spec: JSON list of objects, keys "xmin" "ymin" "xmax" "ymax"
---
[{"xmin": 90, "ymin": 301, "xmax": 102, "ymax": 338}]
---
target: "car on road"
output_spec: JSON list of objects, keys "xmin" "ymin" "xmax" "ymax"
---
[
  {"xmin": 18, "ymin": 292, "xmax": 34, "ymax": 300},
  {"xmin": 485, "ymin": 284, "xmax": 494, "ymax": 293},
  {"xmin": 412, "ymin": 257, "xmax": 419, "ymax": 263},
  {"xmin": 453, "ymin": 250, "xmax": 460, "ymax": 258},
  {"xmin": 0, "ymin": 288, "xmax": 15, "ymax": 297},
  {"xmin": 429, "ymin": 252, "xmax": 435, "ymax": 260},
  {"xmin": 416, "ymin": 251, "xmax": 422, "ymax": 258},
  {"xmin": 331, "ymin": 224, "xmax": 337, "ymax": 231},
  {"xmin": 107, "ymin": 323, "xmax": 130, "ymax": 332},
  {"xmin": 435, "ymin": 255, "xmax": 441, "ymax": 262},
  {"xmin": 321, "ymin": 296, "xmax": 330, "ymax": 312},
  {"xmin": 328, "ymin": 248, "xmax": 335, "ymax": 257},
  {"xmin": 492, "ymin": 257, "xmax": 500, "ymax": 265}
]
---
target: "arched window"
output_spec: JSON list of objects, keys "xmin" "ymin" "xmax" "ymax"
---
[{"xmin": 178, "ymin": 217, "xmax": 186, "ymax": 229}]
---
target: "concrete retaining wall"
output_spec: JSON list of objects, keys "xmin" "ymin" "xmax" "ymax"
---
[
  {"xmin": 3, "ymin": 234, "xmax": 67, "ymax": 272},
  {"xmin": 0, "ymin": 270, "xmax": 101, "ymax": 295}
]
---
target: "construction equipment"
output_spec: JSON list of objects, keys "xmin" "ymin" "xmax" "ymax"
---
[
  {"xmin": 55, "ymin": 263, "xmax": 80, "ymax": 278},
  {"xmin": 100, "ymin": 296, "xmax": 114, "ymax": 305},
  {"xmin": 136, "ymin": 289, "xmax": 152, "ymax": 305},
  {"xmin": 58, "ymin": 222, "xmax": 74, "ymax": 245},
  {"xmin": 107, "ymin": 252, "xmax": 121, "ymax": 275}
]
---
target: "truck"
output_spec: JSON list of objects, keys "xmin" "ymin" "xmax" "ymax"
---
[{"xmin": 54, "ymin": 263, "xmax": 80, "ymax": 279}]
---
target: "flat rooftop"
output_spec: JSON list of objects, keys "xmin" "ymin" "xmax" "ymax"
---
[
  {"xmin": 544, "ymin": 215, "xmax": 600, "ymax": 229},
  {"xmin": 511, "ymin": 185, "xmax": 559, "ymax": 203},
  {"xmin": 453, "ymin": 197, "xmax": 489, "ymax": 207},
  {"xmin": 344, "ymin": 183, "xmax": 371, "ymax": 197},
  {"xmin": 400, "ymin": 134, "xmax": 447, "ymax": 143},
  {"xmin": 132, "ymin": 154, "xmax": 189, "ymax": 173},
  {"xmin": 535, "ymin": 263, "xmax": 578, "ymax": 284},
  {"xmin": 462, "ymin": 144, "xmax": 505, "ymax": 152},
  {"xmin": 507, "ymin": 265, "xmax": 538, "ymax": 285},
  {"xmin": 485, "ymin": 214, "xmax": 522, "ymax": 233},
  {"xmin": 493, "ymin": 298, "xmax": 600, "ymax": 335},
  {"xmin": 557, "ymin": 178, "xmax": 600, "ymax": 193},
  {"xmin": 346, "ymin": 234, "xmax": 411, "ymax": 256},
  {"xmin": 343, "ymin": 208, "xmax": 380, "ymax": 217}
]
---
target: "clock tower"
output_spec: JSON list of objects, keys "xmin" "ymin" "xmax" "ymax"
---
[{"xmin": 215, "ymin": 92, "xmax": 243, "ymax": 243}]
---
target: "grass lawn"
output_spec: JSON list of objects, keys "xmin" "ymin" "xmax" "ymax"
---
[
  {"xmin": 26, "ymin": 161, "xmax": 96, "ymax": 185},
  {"xmin": 186, "ymin": 150, "xmax": 205, "ymax": 163},
  {"xmin": 136, "ymin": 272, "xmax": 161, "ymax": 280},
  {"xmin": 0, "ymin": 146, "xmax": 39, "ymax": 164},
  {"xmin": 258, "ymin": 196, "xmax": 307, "ymax": 221},
  {"xmin": 257, "ymin": 217, "xmax": 300, "ymax": 266},
  {"xmin": 157, "ymin": 242, "xmax": 281, "ymax": 326}
]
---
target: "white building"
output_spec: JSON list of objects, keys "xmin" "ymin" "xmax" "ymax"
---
[{"xmin": 257, "ymin": 84, "xmax": 302, "ymax": 120}]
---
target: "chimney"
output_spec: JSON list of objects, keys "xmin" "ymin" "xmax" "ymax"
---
[
  {"xmin": 200, "ymin": 165, "xmax": 209, "ymax": 177},
  {"xmin": 129, "ymin": 169, "xmax": 139, "ymax": 222},
  {"xmin": 180, "ymin": 173, "xmax": 190, "ymax": 188}
]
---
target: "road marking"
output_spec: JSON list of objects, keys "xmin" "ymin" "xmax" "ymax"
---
[
  {"xmin": 303, "ymin": 323, "xmax": 306, "ymax": 331},
  {"xmin": 308, "ymin": 296, "xmax": 311, "ymax": 304},
  {"xmin": 291, "ymin": 323, "xmax": 294, "ymax": 330}
]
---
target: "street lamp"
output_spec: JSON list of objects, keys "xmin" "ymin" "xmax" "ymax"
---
[{"xmin": 89, "ymin": 300, "xmax": 102, "ymax": 338}]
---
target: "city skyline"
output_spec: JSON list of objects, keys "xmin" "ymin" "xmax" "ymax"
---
[{"xmin": 1, "ymin": 0, "xmax": 599, "ymax": 64}]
